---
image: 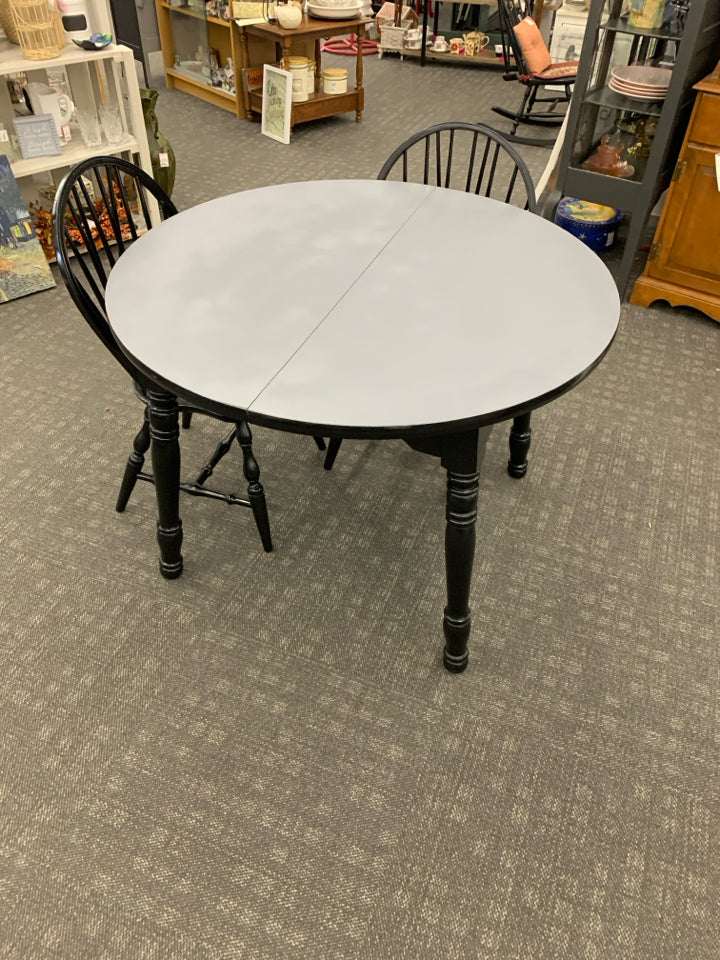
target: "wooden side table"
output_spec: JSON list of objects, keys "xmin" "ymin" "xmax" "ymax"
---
[{"xmin": 238, "ymin": 15, "xmax": 372, "ymax": 129}]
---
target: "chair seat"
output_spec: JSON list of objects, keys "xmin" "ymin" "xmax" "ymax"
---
[{"xmin": 523, "ymin": 59, "xmax": 579, "ymax": 83}]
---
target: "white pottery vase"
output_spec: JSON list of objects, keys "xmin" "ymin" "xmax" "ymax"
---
[{"xmin": 276, "ymin": 2, "xmax": 303, "ymax": 27}]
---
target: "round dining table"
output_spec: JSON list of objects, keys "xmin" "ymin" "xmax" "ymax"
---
[{"xmin": 105, "ymin": 178, "xmax": 620, "ymax": 672}]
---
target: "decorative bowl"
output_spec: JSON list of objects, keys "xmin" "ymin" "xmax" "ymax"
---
[{"xmin": 72, "ymin": 33, "xmax": 113, "ymax": 51}]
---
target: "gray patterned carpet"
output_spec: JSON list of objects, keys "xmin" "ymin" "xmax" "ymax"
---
[{"xmin": 1, "ymin": 53, "xmax": 718, "ymax": 959}]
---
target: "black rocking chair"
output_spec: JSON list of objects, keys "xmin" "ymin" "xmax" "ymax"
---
[
  {"xmin": 321, "ymin": 121, "xmax": 536, "ymax": 479},
  {"xmin": 492, "ymin": 0, "xmax": 578, "ymax": 146},
  {"xmin": 52, "ymin": 156, "xmax": 273, "ymax": 553}
]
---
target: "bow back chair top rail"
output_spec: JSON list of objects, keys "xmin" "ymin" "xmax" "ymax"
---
[
  {"xmin": 321, "ymin": 122, "xmax": 538, "ymax": 476},
  {"xmin": 51, "ymin": 156, "xmax": 273, "ymax": 560},
  {"xmin": 377, "ymin": 120, "xmax": 537, "ymax": 208},
  {"xmin": 492, "ymin": 0, "xmax": 578, "ymax": 147}
]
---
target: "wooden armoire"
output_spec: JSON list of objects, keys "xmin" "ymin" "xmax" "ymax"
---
[{"xmin": 631, "ymin": 61, "xmax": 720, "ymax": 323}]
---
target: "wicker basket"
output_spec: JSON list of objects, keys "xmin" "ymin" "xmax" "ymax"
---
[
  {"xmin": 378, "ymin": 23, "xmax": 408, "ymax": 51},
  {"xmin": 9, "ymin": 0, "xmax": 65, "ymax": 60},
  {"xmin": 0, "ymin": 0, "xmax": 20, "ymax": 42}
]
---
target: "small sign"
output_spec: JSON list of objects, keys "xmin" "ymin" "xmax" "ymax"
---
[
  {"xmin": 261, "ymin": 64, "xmax": 292, "ymax": 145},
  {"xmin": 13, "ymin": 114, "xmax": 62, "ymax": 160},
  {"xmin": 159, "ymin": 152, "xmax": 170, "ymax": 168},
  {"xmin": 242, "ymin": 65, "xmax": 265, "ymax": 94}
]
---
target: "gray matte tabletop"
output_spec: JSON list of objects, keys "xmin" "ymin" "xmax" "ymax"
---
[{"xmin": 105, "ymin": 179, "xmax": 620, "ymax": 434}]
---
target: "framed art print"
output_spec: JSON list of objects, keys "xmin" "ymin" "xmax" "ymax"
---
[
  {"xmin": 0, "ymin": 154, "xmax": 55, "ymax": 303},
  {"xmin": 261, "ymin": 65, "xmax": 292, "ymax": 145}
]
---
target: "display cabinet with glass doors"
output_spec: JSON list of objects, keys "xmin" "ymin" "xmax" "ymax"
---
[
  {"xmin": 155, "ymin": 0, "xmax": 241, "ymax": 113},
  {"xmin": 541, "ymin": 0, "xmax": 720, "ymax": 296}
]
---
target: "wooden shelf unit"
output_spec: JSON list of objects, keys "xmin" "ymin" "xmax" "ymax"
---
[
  {"xmin": 380, "ymin": 44, "xmax": 504, "ymax": 67},
  {"xmin": 0, "ymin": 40, "xmax": 152, "ymax": 186}
]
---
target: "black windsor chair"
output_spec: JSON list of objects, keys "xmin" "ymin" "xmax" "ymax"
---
[
  {"xmin": 492, "ymin": 0, "xmax": 578, "ymax": 146},
  {"xmin": 52, "ymin": 156, "xmax": 273, "ymax": 553},
  {"xmin": 320, "ymin": 121, "xmax": 537, "ymax": 479}
]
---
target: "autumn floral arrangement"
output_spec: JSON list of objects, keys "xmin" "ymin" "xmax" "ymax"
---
[{"xmin": 30, "ymin": 182, "xmax": 133, "ymax": 261}]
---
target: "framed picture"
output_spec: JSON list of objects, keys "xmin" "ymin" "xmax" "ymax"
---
[
  {"xmin": 13, "ymin": 114, "xmax": 62, "ymax": 160},
  {"xmin": 0, "ymin": 155, "xmax": 55, "ymax": 303},
  {"xmin": 261, "ymin": 65, "xmax": 292, "ymax": 145}
]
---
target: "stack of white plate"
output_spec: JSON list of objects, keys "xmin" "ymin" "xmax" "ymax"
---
[
  {"xmin": 609, "ymin": 64, "xmax": 672, "ymax": 100},
  {"xmin": 307, "ymin": 0, "xmax": 363, "ymax": 17}
]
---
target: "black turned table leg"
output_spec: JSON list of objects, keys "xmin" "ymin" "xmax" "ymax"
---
[
  {"xmin": 147, "ymin": 388, "xmax": 183, "ymax": 580},
  {"xmin": 441, "ymin": 428, "xmax": 491, "ymax": 672},
  {"xmin": 508, "ymin": 412, "xmax": 531, "ymax": 479}
]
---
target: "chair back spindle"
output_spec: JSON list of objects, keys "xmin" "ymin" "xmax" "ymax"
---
[
  {"xmin": 52, "ymin": 156, "xmax": 178, "ymax": 387},
  {"xmin": 378, "ymin": 121, "xmax": 537, "ymax": 212}
]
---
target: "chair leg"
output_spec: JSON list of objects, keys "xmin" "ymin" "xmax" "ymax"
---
[
  {"xmin": 313, "ymin": 436, "xmax": 327, "ymax": 451},
  {"xmin": 507, "ymin": 412, "xmax": 532, "ymax": 479},
  {"xmin": 194, "ymin": 425, "xmax": 237, "ymax": 487},
  {"xmin": 324, "ymin": 438, "xmax": 343, "ymax": 471},
  {"xmin": 182, "ymin": 410, "xmax": 192, "ymax": 429},
  {"xmin": 512, "ymin": 86, "xmax": 535, "ymax": 136},
  {"xmin": 236, "ymin": 421, "xmax": 273, "ymax": 552},
  {"xmin": 116, "ymin": 407, "xmax": 151, "ymax": 512}
]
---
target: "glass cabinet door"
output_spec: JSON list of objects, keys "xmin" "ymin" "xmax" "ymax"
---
[
  {"xmin": 166, "ymin": 1, "xmax": 213, "ymax": 85},
  {"xmin": 165, "ymin": 1, "xmax": 236, "ymax": 95}
]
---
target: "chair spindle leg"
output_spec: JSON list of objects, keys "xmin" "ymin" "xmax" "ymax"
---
[
  {"xmin": 323, "ymin": 438, "xmax": 343, "ymax": 471},
  {"xmin": 236, "ymin": 421, "xmax": 273, "ymax": 552},
  {"xmin": 194, "ymin": 426, "xmax": 237, "ymax": 487},
  {"xmin": 116, "ymin": 407, "xmax": 151, "ymax": 512},
  {"xmin": 507, "ymin": 412, "xmax": 532, "ymax": 479}
]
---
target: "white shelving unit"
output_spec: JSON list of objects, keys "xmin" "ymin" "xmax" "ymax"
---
[{"xmin": 0, "ymin": 39, "xmax": 152, "ymax": 206}]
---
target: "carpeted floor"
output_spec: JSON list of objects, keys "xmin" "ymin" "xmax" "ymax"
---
[{"xmin": 1, "ymin": 52, "xmax": 718, "ymax": 960}]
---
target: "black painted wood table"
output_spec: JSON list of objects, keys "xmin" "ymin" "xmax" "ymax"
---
[{"xmin": 105, "ymin": 179, "xmax": 620, "ymax": 672}]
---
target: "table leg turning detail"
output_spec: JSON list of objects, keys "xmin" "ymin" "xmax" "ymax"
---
[
  {"xmin": 441, "ymin": 427, "xmax": 490, "ymax": 672},
  {"xmin": 147, "ymin": 388, "xmax": 183, "ymax": 580},
  {"xmin": 407, "ymin": 427, "xmax": 491, "ymax": 671}
]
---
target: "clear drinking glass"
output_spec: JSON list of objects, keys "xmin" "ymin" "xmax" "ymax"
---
[
  {"xmin": 76, "ymin": 108, "xmax": 101, "ymax": 147},
  {"xmin": 99, "ymin": 104, "xmax": 124, "ymax": 145}
]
